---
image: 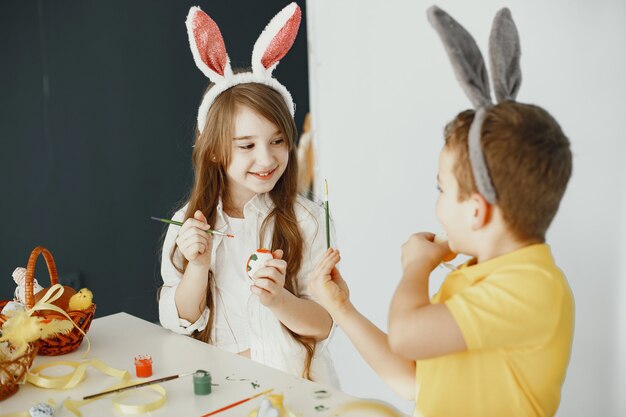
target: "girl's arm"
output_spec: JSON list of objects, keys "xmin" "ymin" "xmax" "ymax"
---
[
  {"xmin": 173, "ymin": 210, "xmax": 214, "ymax": 323},
  {"xmin": 159, "ymin": 209, "xmax": 211, "ymax": 333},
  {"xmin": 250, "ymin": 250, "xmax": 333, "ymax": 341},
  {"xmin": 309, "ymin": 249, "xmax": 416, "ymax": 400},
  {"xmin": 270, "ymin": 289, "xmax": 333, "ymax": 341},
  {"xmin": 174, "ymin": 262, "xmax": 210, "ymax": 323}
]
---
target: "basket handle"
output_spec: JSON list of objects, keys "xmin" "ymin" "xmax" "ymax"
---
[{"xmin": 25, "ymin": 246, "xmax": 59, "ymax": 308}]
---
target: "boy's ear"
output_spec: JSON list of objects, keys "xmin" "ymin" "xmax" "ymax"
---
[{"xmin": 469, "ymin": 192, "xmax": 492, "ymax": 230}]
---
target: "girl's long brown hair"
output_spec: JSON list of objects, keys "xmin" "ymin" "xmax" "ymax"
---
[{"xmin": 169, "ymin": 82, "xmax": 315, "ymax": 379}]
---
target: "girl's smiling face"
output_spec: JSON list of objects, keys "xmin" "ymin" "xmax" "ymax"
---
[{"xmin": 225, "ymin": 104, "xmax": 289, "ymax": 208}]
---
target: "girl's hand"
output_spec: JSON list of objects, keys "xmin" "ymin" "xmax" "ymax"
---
[
  {"xmin": 401, "ymin": 232, "xmax": 455, "ymax": 272},
  {"xmin": 309, "ymin": 248, "xmax": 351, "ymax": 316},
  {"xmin": 251, "ymin": 249, "xmax": 288, "ymax": 308},
  {"xmin": 176, "ymin": 210, "xmax": 213, "ymax": 268}
]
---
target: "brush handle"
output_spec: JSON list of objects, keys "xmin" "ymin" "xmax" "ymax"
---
[
  {"xmin": 83, "ymin": 374, "xmax": 182, "ymax": 400},
  {"xmin": 201, "ymin": 389, "xmax": 273, "ymax": 417},
  {"xmin": 324, "ymin": 201, "xmax": 330, "ymax": 249},
  {"xmin": 324, "ymin": 180, "xmax": 331, "ymax": 249},
  {"xmin": 150, "ymin": 217, "xmax": 231, "ymax": 237}
]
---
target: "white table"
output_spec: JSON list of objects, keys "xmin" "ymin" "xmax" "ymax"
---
[{"xmin": 0, "ymin": 312, "xmax": 357, "ymax": 416}]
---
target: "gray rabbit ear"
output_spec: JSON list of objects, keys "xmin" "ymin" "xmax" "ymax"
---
[
  {"xmin": 489, "ymin": 8, "xmax": 522, "ymax": 102},
  {"xmin": 427, "ymin": 6, "xmax": 492, "ymax": 108}
]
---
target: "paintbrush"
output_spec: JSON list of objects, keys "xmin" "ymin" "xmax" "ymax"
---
[
  {"xmin": 151, "ymin": 217, "xmax": 234, "ymax": 238},
  {"xmin": 200, "ymin": 388, "xmax": 274, "ymax": 417},
  {"xmin": 324, "ymin": 179, "xmax": 330, "ymax": 249},
  {"xmin": 83, "ymin": 371, "xmax": 195, "ymax": 400}
]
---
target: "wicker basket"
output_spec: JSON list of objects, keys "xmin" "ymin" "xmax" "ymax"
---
[
  {"xmin": 0, "ymin": 246, "xmax": 96, "ymax": 356},
  {"xmin": 0, "ymin": 342, "xmax": 38, "ymax": 401}
]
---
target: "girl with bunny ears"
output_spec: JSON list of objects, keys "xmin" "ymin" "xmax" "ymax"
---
[{"xmin": 158, "ymin": 3, "xmax": 338, "ymax": 385}]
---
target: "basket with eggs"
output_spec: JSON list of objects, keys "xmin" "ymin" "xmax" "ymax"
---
[{"xmin": 0, "ymin": 246, "xmax": 95, "ymax": 356}]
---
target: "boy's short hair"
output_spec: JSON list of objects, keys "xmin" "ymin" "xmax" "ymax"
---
[{"xmin": 444, "ymin": 101, "xmax": 572, "ymax": 241}]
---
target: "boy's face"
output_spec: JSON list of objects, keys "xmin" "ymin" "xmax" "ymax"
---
[{"xmin": 435, "ymin": 146, "xmax": 474, "ymax": 255}]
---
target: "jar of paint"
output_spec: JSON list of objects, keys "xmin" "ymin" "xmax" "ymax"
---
[
  {"xmin": 193, "ymin": 370, "xmax": 212, "ymax": 395},
  {"xmin": 134, "ymin": 354, "xmax": 153, "ymax": 378}
]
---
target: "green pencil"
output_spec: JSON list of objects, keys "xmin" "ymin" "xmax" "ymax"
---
[
  {"xmin": 324, "ymin": 180, "xmax": 330, "ymax": 249},
  {"xmin": 151, "ymin": 217, "xmax": 234, "ymax": 238}
]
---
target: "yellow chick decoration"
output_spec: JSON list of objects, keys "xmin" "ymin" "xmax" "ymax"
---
[
  {"xmin": 68, "ymin": 288, "xmax": 93, "ymax": 311},
  {"xmin": 0, "ymin": 310, "xmax": 73, "ymax": 358}
]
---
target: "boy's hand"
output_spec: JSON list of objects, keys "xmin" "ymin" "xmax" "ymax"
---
[
  {"xmin": 401, "ymin": 232, "xmax": 456, "ymax": 272},
  {"xmin": 251, "ymin": 249, "xmax": 288, "ymax": 308},
  {"xmin": 176, "ymin": 210, "xmax": 213, "ymax": 267},
  {"xmin": 309, "ymin": 248, "xmax": 351, "ymax": 316}
]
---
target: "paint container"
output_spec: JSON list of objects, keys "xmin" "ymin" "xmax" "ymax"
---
[
  {"xmin": 134, "ymin": 354, "xmax": 153, "ymax": 378},
  {"xmin": 193, "ymin": 370, "xmax": 212, "ymax": 395}
]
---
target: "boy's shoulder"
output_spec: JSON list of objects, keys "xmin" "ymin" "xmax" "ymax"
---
[
  {"xmin": 493, "ymin": 243, "xmax": 560, "ymax": 271},
  {"xmin": 478, "ymin": 244, "xmax": 570, "ymax": 298},
  {"xmin": 453, "ymin": 244, "xmax": 565, "ymax": 289}
]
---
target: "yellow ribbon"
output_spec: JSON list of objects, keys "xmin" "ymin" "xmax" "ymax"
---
[
  {"xmin": 27, "ymin": 359, "xmax": 118, "ymax": 389},
  {"xmin": 28, "ymin": 284, "xmax": 91, "ymax": 356},
  {"xmin": 19, "ymin": 359, "xmax": 167, "ymax": 417},
  {"xmin": 111, "ymin": 385, "xmax": 166, "ymax": 415},
  {"xmin": 60, "ymin": 384, "xmax": 166, "ymax": 417}
]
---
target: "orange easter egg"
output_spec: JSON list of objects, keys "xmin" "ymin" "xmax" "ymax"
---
[
  {"xmin": 246, "ymin": 248, "xmax": 275, "ymax": 280},
  {"xmin": 33, "ymin": 285, "xmax": 77, "ymax": 313},
  {"xmin": 434, "ymin": 233, "xmax": 457, "ymax": 262}
]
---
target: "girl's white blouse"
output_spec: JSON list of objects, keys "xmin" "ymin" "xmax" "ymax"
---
[{"xmin": 158, "ymin": 194, "xmax": 338, "ymax": 387}]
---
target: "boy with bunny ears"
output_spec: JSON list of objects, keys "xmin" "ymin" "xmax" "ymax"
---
[{"xmin": 310, "ymin": 6, "xmax": 573, "ymax": 417}]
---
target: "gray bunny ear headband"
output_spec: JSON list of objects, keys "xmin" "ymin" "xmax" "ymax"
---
[{"xmin": 427, "ymin": 6, "xmax": 522, "ymax": 204}]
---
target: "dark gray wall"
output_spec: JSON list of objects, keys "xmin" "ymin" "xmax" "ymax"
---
[{"xmin": 0, "ymin": 1, "xmax": 309, "ymax": 322}]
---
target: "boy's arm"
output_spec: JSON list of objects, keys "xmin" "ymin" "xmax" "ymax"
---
[
  {"xmin": 310, "ymin": 249, "xmax": 416, "ymax": 400},
  {"xmin": 388, "ymin": 233, "xmax": 467, "ymax": 360},
  {"xmin": 333, "ymin": 301, "xmax": 416, "ymax": 400}
]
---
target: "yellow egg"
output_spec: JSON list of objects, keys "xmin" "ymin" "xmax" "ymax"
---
[
  {"xmin": 434, "ymin": 232, "xmax": 457, "ymax": 262},
  {"xmin": 433, "ymin": 232, "xmax": 448, "ymax": 244}
]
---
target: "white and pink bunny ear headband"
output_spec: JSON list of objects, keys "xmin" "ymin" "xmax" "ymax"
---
[
  {"xmin": 186, "ymin": 3, "xmax": 301, "ymax": 133},
  {"xmin": 428, "ymin": 6, "xmax": 522, "ymax": 204}
]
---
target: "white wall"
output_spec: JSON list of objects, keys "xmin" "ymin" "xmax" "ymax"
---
[
  {"xmin": 618, "ymin": 144, "xmax": 626, "ymax": 415},
  {"xmin": 613, "ymin": 167, "xmax": 626, "ymax": 416},
  {"xmin": 306, "ymin": 1, "xmax": 626, "ymax": 416}
]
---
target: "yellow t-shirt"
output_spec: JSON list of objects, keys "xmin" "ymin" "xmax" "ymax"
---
[{"xmin": 414, "ymin": 244, "xmax": 574, "ymax": 417}]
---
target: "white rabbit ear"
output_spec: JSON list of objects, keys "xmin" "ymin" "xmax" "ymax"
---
[
  {"xmin": 252, "ymin": 2, "xmax": 301, "ymax": 76},
  {"xmin": 186, "ymin": 6, "xmax": 232, "ymax": 81}
]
